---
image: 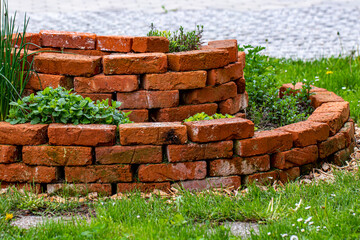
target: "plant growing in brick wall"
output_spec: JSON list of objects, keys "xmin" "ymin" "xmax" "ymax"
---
[
  {"xmin": 147, "ymin": 23, "xmax": 203, "ymax": 52},
  {"xmin": 184, "ymin": 112, "xmax": 234, "ymax": 122},
  {"xmin": 6, "ymin": 87, "xmax": 132, "ymax": 125}
]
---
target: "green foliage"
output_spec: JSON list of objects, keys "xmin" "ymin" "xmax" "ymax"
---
[
  {"xmin": 184, "ymin": 112, "xmax": 234, "ymax": 122},
  {"xmin": 0, "ymin": 0, "xmax": 35, "ymax": 121},
  {"xmin": 6, "ymin": 87, "xmax": 132, "ymax": 125},
  {"xmin": 148, "ymin": 23, "xmax": 203, "ymax": 52},
  {"xmin": 239, "ymin": 45, "xmax": 313, "ymax": 129}
]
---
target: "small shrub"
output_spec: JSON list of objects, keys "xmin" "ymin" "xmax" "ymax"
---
[
  {"xmin": 184, "ymin": 112, "xmax": 234, "ymax": 122},
  {"xmin": 6, "ymin": 87, "xmax": 132, "ymax": 125},
  {"xmin": 147, "ymin": 23, "xmax": 203, "ymax": 52}
]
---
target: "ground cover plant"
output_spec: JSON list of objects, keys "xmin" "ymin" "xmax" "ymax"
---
[{"xmin": 184, "ymin": 112, "xmax": 234, "ymax": 122}]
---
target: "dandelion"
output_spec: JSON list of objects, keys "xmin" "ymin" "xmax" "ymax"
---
[
  {"xmin": 305, "ymin": 206, "xmax": 311, "ymax": 210},
  {"xmin": 5, "ymin": 213, "xmax": 13, "ymax": 221},
  {"xmin": 281, "ymin": 233, "xmax": 288, "ymax": 237},
  {"xmin": 297, "ymin": 218, "xmax": 303, "ymax": 222},
  {"xmin": 326, "ymin": 71, "xmax": 333, "ymax": 74},
  {"xmin": 301, "ymin": 229, "xmax": 305, "ymax": 232}
]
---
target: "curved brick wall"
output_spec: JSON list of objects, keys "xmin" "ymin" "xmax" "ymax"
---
[{"xmin": 0, "ymin": 31, "xmax": 355, "ymax": 195}]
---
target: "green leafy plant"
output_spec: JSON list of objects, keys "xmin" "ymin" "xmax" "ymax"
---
[
  {"xmin": 0, "ymin": 0, "xmax": 35, "ymax": 121},
  {"xmin": 148, "ymin": 23, "xmax": 203, "ymax": 52},
  {"xmin": 6, "ymin": 87, "xmax": 132, "ymax": 125},
  {"xmin": 184, "ymin": 112, "xmax": 234, "ymax": 122}
]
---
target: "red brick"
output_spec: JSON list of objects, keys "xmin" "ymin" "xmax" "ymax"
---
[
  {"xmin": 0, "ymin": 145, "xmax": 19, "ymax": 163},
  {"xmin": 34, "ymin": 53, "xmax": 102, "ymax": 77},
  {"xmin": 244, "ymin": 170, "xmax": 279, "ymax": 185},
  {"xmin": 117, "ymin": 90, "xmax": 179, "ymax": 109},
  {"xmin": 184, "ymin": 118, "xmax": 254, "ymax": 143},
  {"xmin": 234, "ymin": 112, "xmax": 246, "ymax": 118},
  {"xmin": 278, "ymin": 167, "xmax": 300, "ymax": 183},
  {"xmin": 138, "ymin": 161, "xmax": 206, "ymax": 182},
  {"xmin": 207, "ymin": 62, "xmax": 243, "ymax": 85},
  {"xmin": 47, "ymin": 183, "xmax": 112, "ymax": 196},
  {"xmin": 0, "ymin": 163, "xmax": 57, "ymax": 183},
  {"xmin": 167, "ymin": 141, "xmax": 233, "ymax": 162},
  {"xmin": 62, "ymin": 49, "xmax": 111, "ymax": 56},
  {"xmin": 103, "ymin": 53, "xmax": 167, "ymax": 75},
  {"xmin": 172, "ymin": 176, "xmax": 241, "ymax": 191},
  {"xmin": 123, "ymin": 109, "xmax": 149, "ymax": 122},
  {"xmin": 117, "ymin": 182, "xmax": 170, "ymax": 193},
  {"xmin": 65, "ymin": 165, "xmax": 132, "ymax": 183},
  {"xmin": 318, "ymin": 132, "xmax": 346, "ymax": 159},
  {"xmin": 74, "ymin": 74, "xmax": 138, "ymax": 93},
  {"xmin": 339, "ymin": 121, "xmax": 355, "ymax": 147},
  {"xmin": 330, "ymin": 142, "xmax": 355, "ymax": 166},
  {"xmin": 312, "ymin": 101, "xmax": 350, "ymax": 124},
  {"xmin": 235, "ymin": 130, "xmax": 293, "ymax": 157},
  {"xmin": 132, "ymin": 37, "xmax": 169, "ymax": 53},
  {"xmin": 119, "ymin": 122, "xmax": 187, "ymax": 145},
  {"xmin": 309, "ymin": 91, "xmax": 344, "ymax": 108},
  {"xmin": 26, "ymin": 73, "xmax": 73, "ymax": 91},
  {"xmin": 181, "ymin": 82, "xmax": 237, "ymax": 104},
  {"xmin": 151, "ymin": 103, "xmax": 218, "ymax": 122},
  {"xmin": 307, "ymin": 111, "xmax": 347, "ymax": 136},
  {"xmin": 277, "ymin": 121, "xmax": 330, "ymax": 147},
  {"xmin": 209, "ymin": 155, "xmax": 270, "ymax": 176},
  {"xmin": 234, "ymin": 77, "xmax": 246, "ymax": 94},
  {"xmin": 23, "ymin": 145, "xmax": 92, "ymax": 166},
  {"xmin": 271, "ymin": 145, "xmax": 318, "ymax": 168},
  {"xmin": 167, "ymin": 49, "xmax": 230, "ymax": 71},
  {"xmin": 208, "ymin": 40, "xmax": 238, "ymax": 63},
  {"xmin": 0, "ymin": 182, "xmax": 41, "ymax": 193},
  {"xmin": 0, "ymin": 122, "xmax": 48, "ymax": 145},
  {"xmin": 96, "ymin": 145, "xmax": 162, "ymax": 164},
  {"xmin": 48, "ymin": 124, "xmax": 116, "ymax": 146},
  {"xmin": 11, "ymin": 33, "xmax": 41, "ymax": 50},
  {"xmin": 142, "ymin": 71, "xmax": 207, "ymax": 90},
  {"xmin": 78, "ymin": 93, "xmax": 113, "ymax": 105},
  {"xmin": 40, "ymin": 30, "xmax": 96, "ymax": 49},
  {"xmin": 219, "ymin": 93, "xmax": 248, "ymax": 115},
  {"xmin": 96, "ymin": 36, "xmax": 133, "ymax": 52},
  {"xmin": 238, "ymin": 52, "xmax": 246, "ymax": 68}
]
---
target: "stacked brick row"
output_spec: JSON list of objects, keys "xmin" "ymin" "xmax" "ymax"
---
[
  {"xmin": 0, "ymin": 83, "xmax": 354, "ymax": 194},
  {"xmin": 16, "ymin": 31, "xmax": 248, "ymax": 123}
]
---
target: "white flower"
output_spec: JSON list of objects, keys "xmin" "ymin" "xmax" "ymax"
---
[
  {"xmin": 304, "ymin": 217, "xmax": 312, "ymax": 224},
  {"xmin": 301, "ymin": 229, "xmax": 305, "ymax": 232},
  {"xmin": 137, "ymin": 215, "xmax": 140, "ymax": 218},
  {"xmin": 342, "ymin": 87, "xmax": 346, "ymax": 90},
  {"xmin": 353, "ymin": 213, "xmax": 356, "ymax": 216},
  {"xmin": 281, "ymin": 233, "xmax": 288, "ymax": 237},
  {"xmin": 305, "ymin": 206, "xmax": 311, "ymax": 210},
  {"xmin": 297, "ymin": 218, "xmax": 303, "ymax": 222},
  {"xmin": 290, "ymin": 236, "xmax": 299, "ymax": 240},
  {"xmin": 267, "ymin": 232, "xmax": 271, "ymax": 236},
  {"xmin": 309, "ymin": 222, "xmax": 314, "ymax": 226},
  {"xmin": 323, "ymin": 226, "xmax": 327, "ymax": 229},
  {"xmin": 292, "ymin": 223, "xmax": 296, "ymax": 226},
  {"xmin": 331, "ymin": 194, "xmax": 336, "ymax": 197}
]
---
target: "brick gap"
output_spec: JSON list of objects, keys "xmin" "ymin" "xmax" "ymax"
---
[
  {"xmin": 111, "ymin": 183, "xmax": 117, "ymax": 195},
  {"xmin": 57, "ymin": 166, "xmax": 65, "ymax": 181},
  {"xmin": 162, "ymin": 145, "xmax": 168, "ymax": 163}
]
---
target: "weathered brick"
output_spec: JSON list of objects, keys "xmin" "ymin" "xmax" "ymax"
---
[
  {"xmin": 40, "ymin": 30, "xmax": 96, "ymax": 49},
  {"xmin": 77, "ymin": 93, "xmax": 113, "ymax": 105},
  {"xmin": 172, "ymin": 176, "xmax": 241, "ymax": 191},
  {"xmin": 218, "ymin": 93, "xmax": 248, "ymax": 115},
  {"xmin": 209, "ymin": 155, "xmax": 270, "ymax": 176},
  {"xmin": 208, "ymin": 40, "xmax": 238, "ymax": 63},
  {"xmin": 318, "ymin": 132, "xmax": 346, "ymax": 159},
  {"xmin": 11, "ymin": 33, "xmax": 41, "ymax": 50},
  {"xmin": 123, "ymin": 109, "xmax": 149, "ymax": 122},
  {"xmin": 244, "ymin": 170, "xmax": 279, "ymax": 185},
  {"xmin": 0, "ymin": 182, "xmax": 41, "ymax": 193},
  {"xmin": 103, "ymin": 53, "xmax": 167, "ymax": 75},
  {"xmin": 167, "ymin": 141, "xmax": 233, "ymax": 162},
  {"xmin": 96, "ymin": 36, "xmax": 133, "ymax": 52},
  {"xmin": 184, "ymin": 118, "xmax": 254, "ymax": 143},
  {"xmin": 117, "ymin": 182, "xmax": 170, "ymax": 193},
  {"xmin": 235, "ymin": 130, "xmax": 293, "ymax": 157},
  {"xmin": 65, "ymin": 165, "xmax": 132, "ymax": 183},
  {"xmin": 278, "ymin": 167, "xmax": 300, "ymax": 183},
  {"xmin": 339, "ymin": 121, "xmax": 355, "ymax": 147},
  {"xmin": 309, "ymin": 91, "xmax": 344, "ymax": 108},
  {"xmin": 0, "ymin": 163, "xmax": 57, "ymax": 183},
  {"xmin": 138, "ymin": 161, "xmax": 207, "ymax": 182},
  {"xmin": 62, "ymin": 49, "xmax": 111, "ymax": 56},
  {"xmin": 48, "ymin": 124, "xmax": 116, "ymax": 146},
  {"xmin": 234, "ymin": 77, "xmax": 246, "ymax": 94},
  {"xmin": 151, "ymin": 103, "xmax": 218, "ymax": 122},
  {"xmin": 167, "ymin": 49, "xmax": 230, "ymax": 71},
  {"xmin": 96, "ymin": 145, "xmax": 162, "ymax": 164},
  {"xmin": 26, "ymin": 73, "xmax": 73, "ymax": 91},
  {"xmin": 132, "ymin": 37, "xmax": 169, "ymax": 53},
  {"xmin": 238, "ymin": 52, "xmax": 246, "ymax": 68},
  {"xmin": 47, "ymin": 183, "xmax": 112, "ymax": 196},
  {"xmin": 181, "ymin": 82, "xmax": 237, "ymax": 104},
  {"xmin": 312, "ymin": 101, "xmax": 350, "ymax": 125},
  {"xmin": 23, "ymin": 146, "xmax": 92, "ymax": 166},
  {"xmin": 330, "ymin": 142, "xmax": 355, "ymax": 166},
  {"xmin": 0, "ymin": 122, "xmax": 48, "ymax": 145},
  {"xmin": 34, "ymin": 53, "xmax": 102, "ymax": 77},
  {"xmin": 0, "ymin": 145, "xmax": 19, "ymax": 163},
  {"xmin": 277, "ymin": 121, "xmax": 330, "ymax": 147},
  {"xmin": 271, "ymin": 145, "xmax": 318, "ymax": 168},
  {"xmin": 74, "ymin": 74, "xmax": 138, "ymax": 93},
  {"xmin": 207, "ymin": 62, "xmax": 243, "ymax": 85},
  {"xmin": 307, "ymin": 111, "xmax": 348, "ymax": 136},
  {"xmin": 119, "ymin": 122, "xmax": 187, "ymax": 145},
  {"xmin": 117, "ymin": 90, "xmax": 179, "ymax": 109},
  {"xmin": 142, "ymin": 71, "xmax": 207, "ymax": 90}
]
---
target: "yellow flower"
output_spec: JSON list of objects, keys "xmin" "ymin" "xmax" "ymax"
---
[
  {"xmin": 5, "ymin": 213, "xmax": 13, "ymax": 221},
  {"xmin": 326, "ymin": 71, "xmax": 333, "ymax": 74}
]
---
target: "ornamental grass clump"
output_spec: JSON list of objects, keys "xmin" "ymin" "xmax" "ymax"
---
[{"xmin": 6, "ymin": 87, "xmax": 132, "ymax": 125}]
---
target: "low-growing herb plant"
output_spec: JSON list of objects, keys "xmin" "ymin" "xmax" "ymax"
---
[
  {"xmin": 148, "ymin": 23, "xmax": 203, "ymax": 52},
  {"xmin": 6, "ymin": 87, "xmax": 132, "ymax": 125},
  {"xmin": 184, "ymin": 112, "xmax": 234, "ymax": 122}
]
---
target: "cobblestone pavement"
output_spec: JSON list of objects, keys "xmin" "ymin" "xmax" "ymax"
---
[{"xmin": 8, "ymin": 0, "xmax": 360, "ymax": 59}]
